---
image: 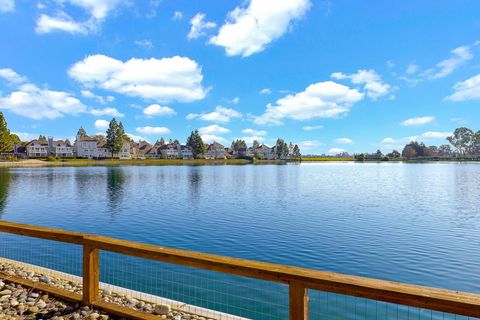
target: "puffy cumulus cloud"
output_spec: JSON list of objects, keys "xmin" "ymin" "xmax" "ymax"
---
[
  {"xmin": 201, "ymin": 134, "xmax": 227, "ymax": 144},
  {"xmin": 188, "ymin": 13, "xmax": 216, "ymax": 40},
  {"xmin": 334, "ymin": 138, "xmax": 353, "ymax": 144},
  {"xmin": 328, "ymin": 147, "xmax": 346, "ymax": 154},
  {"xmin": 69, "ymin": 54, "xmax": 207, "ymax": 103},
  {"xmin": 242, "ymin": 128, "xmax": 266, "ymax": 136},
  {"xmin": 420, "ymin": 131, "xmax": 453, "ymax": 139},
  {"xmin": 186, "ymin": 106, "xmax": 241, "ymax": 123},
  {"xmin": 136, "ymin": 126, "xmax": 171, "ymax": 135},
  {"xmin": 0, "ymin": 83, "xmax": 87, "ymax": 120},
  {"xmin": 35, "ymin": 0, "xmax": 125, "ymax": 34},
  {"xmin": 198, "ymin": 124, "xmax": 230, "ymax": 135},
  {"xmin": 126, "ymin": 133, "xmax": 149, "ymax": 143},
  {"xmin": 302, "ymin": 125, "xmax": 323, "ymax": 131},
  {"xmin": 424, "ymin": 46, "xmax": 473, "ymax": 79},
  {"xmin": 254, "ymin": 81, "xmax": 364, "ymax": 125},
  {"xmin": 237, "ymin": 136, "xmax": 264, "ymax": 144},
  {"xmin": 90, "ymin": 107, "xmax": 124, "ymax": 117},
  {"xmin": 299, "ymin": 140, "xmax": 323, "ymax": 149},
  {"xmin": 331, "ymin": 69, "xmax": 392, "ymax": 100},
  {"xmin": 210, "ymin": 0, "xmax": 311, "ymax": 57},
  {"xmin": 0, "ymin": 68, "xmax": 26, "ymax": 84},
  {"xmin": 231, "ymin": 97, "xmax": 240, "ymax": 104},
  {"xmin": 172, "ymin": 11, "xmax": 183, "ymax": 20},
  {"xmin": 94, "ymin": 119, "xmax": 109, "ymax": 130},
  {"xmin": 260, "ymin": 88, "xmax": 271, "ymax": 95},
  {"xmin": 143, "ymin": 104, "xmax": 176, "ymax": 117},
  {"xmin": 81, "ymin": 89, "xmax": 114, "ymax": 104},
  {"xmin": 445, "ymin": 74, "xmax": 480, "ymax": 101},
  {"xmin": 0, "ymin": 0, "xmax": 14, "ymax": 12},
  {"xmin": 401, "ymin": 116, "xmax": 435, "ymax": 126}
]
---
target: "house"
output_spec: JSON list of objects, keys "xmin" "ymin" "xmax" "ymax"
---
[
  {"xmin": 234, "ymin": 147, "xmax": 247, "ymax": 158},
  {"xmin": 132, "ymin": 141, "xmax": 153, "ymax": 159},
  {"xmin": 75, "ymin": 135, "xmax": 99, "ymax": 159},
  {"xmin": 96, "ymin": 141, "xmax": 109, "ymax": 158},
  {"xmin": 50, "ymin": 139, "xmax": 73, "ymax": 157},
  {"xmin": 96, "ymin": 140, "xmax": 131, "ymax": 159},
  {"xmin": 246, "ymin": 147, "xmax": 255, "ymax": 157},
  {"xmin": 179, "ymin": 145, "xmax": 194, "ymax": 160},
  {"xmin": 26, "ymin": 139, "xmax": 49, "ymax": 157},
  {"xmin": 159, "ymin": 143, "xmax": 180, "ymax": 159},
  {"xmin": 13, "ymin": 144, "xmax": 27, "ymax": 159},
  {"xmin": 205, "ymin": 142, "xmax": 226, "ymax": 159},
  {"xmin": 118, "ymin": 141, "xmax": 131, "ymax": 159},
  {"xmin": 256, "ymin": 144, "xmax": 276, "ymax": 160}
]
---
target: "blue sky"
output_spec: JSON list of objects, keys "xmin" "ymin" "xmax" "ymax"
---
[{"xmin": 0, "ymin": 0, "xmax": 479, "ymax": 154}]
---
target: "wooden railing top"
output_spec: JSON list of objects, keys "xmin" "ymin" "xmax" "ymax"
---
[{"xmin": 1, "ymin": 220, "xmax": 480, "ymax": 317}]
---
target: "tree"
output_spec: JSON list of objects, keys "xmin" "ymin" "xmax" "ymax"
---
[
  {"xmin": 106, "ymin": 118, "xmax": 124, "ymax": 158},
  {"xmin": 447, "ymin": 127, "xmax": 474, "ymax": 155},
  {"xmin": 231, "ymin": 139, "xmax": 247, "ymax": 151},
  {"xmin": 156, "ymin": 138, "xmax": 165, "ymax": 146},
  {"xmin": 186, "ymin": 130, "xmax": 205, "ymax": 158},
  {"xmin": 65, "ymin": 138, "xmax": 71, "ymax": 146},
  {"xmin": 402, "ymin": 145, "xmax": 417, "ymax": 158},
  {"xmin": 92, "ymin": 134, "xmax": 106, "ymax": 143},
  {"xmin": 387, "ymin": 150, "xmax": 401, "ymax": 158},
  {"xmin": 293, "ymin": 144, "xmax": 301, "ymax": 160},
  {"xmin": 0, "ymin": 112, "xmax": 13, "ymax": 153},
  {"xmin": 77, "ymin": 127, "xmax": 87, "ymax": 137},
  {"xmin": 473, "ymin": 131, "xmax": 480, "ymax": 155},
  {"xmin": 439, "ymin": 144, "xmax": 452, "ymax": 157},
  {"xmin": 252, "ymin": 140, "xmax": 260, "ymax": 150},
  {"xmin": 275, "ymin": 138, "xmax": 288, "ymax": 159},
  {"xmin": 38, "ymin": 135, "xmax": 46, "ymax": 140},
  {"xmin": 10, "ymin": 134, "xmax": 20, "ymax": 145},
  {"xmin": 173, "ymin": 139, "xmax": 180, "ymax": 145}
]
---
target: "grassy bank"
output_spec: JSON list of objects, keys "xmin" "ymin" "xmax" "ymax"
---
[{"xmin": 301, "ymin": 157, "xmax": 355, "ymax": 161}]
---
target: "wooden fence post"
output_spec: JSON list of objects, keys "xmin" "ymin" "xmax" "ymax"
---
[
  {"xmin": 83, "ymin": 244, "xmax": 100, "ymax": 305},
  {"xmin": 290, "ymin": 281, "xmax": 308, "ymax": 320}
]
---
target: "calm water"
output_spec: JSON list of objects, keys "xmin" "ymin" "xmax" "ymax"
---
[{"xmin": 0, "ymin": 163, "xmax": 479, "ymax": 318}]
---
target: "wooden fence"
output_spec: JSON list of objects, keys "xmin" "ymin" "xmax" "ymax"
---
[{"xmin": 0, "ymin": 220, "xmax": 480, "ymax": 319}]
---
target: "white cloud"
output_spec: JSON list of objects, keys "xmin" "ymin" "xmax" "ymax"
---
[
  {"xmin": 186, "ymin": 105, "xmax": 241, "ymax": 123},
  {"xmin": 331, "ymin": 69, "xmax": 392, "ymax": 100},
  {"xmin": 198, "ymin": 124, "xmax": 230, "ymax": 135},
  {"xmin": 420, "ymin": 131, "xmax": 452, "ymax": 139},
  {"xmin": 90, "ymin": 107, "xmax": 124, "ymax": 117},
  {"xmin": 406, "ymin": 64, "xmax": 418, "ymax": 74},
  {"xmin": 135, "ymin": 39, "xmax": 154, "ymax": 48},
  {"xmin": 260, "ymin": 88, "xmax": 272, "ymax": 95},
  {"xmin": 237, "ymin": 136, "xmax": 264, "ymax": 144},
  {"xmin": 254, "ymin": 81, "xmax": 364, "ymax": 125},
  {"xmin": 172, "ymin": 11, "xmax": 183, "ymax": 20},
  {"xmin": 136, "ymin": 126, "xmax": 171, "ymax": 135},
  {"xmin": 69, "ymin": 54, "xmax": 207, "ymax": 103},
  {"xmin": 242, "ymin": 128, "xmax": 266, "ymax": 136},
  {"xmin": 0, "ymin": 68, "xmax": 26, "ymax": 84},
  {"xmin": 299, "ymin": 140, "xmax": 323, "ymax": 149},
  {"xmin": 424, "ymin": 46, "xmax": 473, "ymax": 79},
  {"xmin": 126, "ymin": 133, "xmax": 149, "ymax": 143},
  {"xmin": 143, "ymin": 104, "xmax": 176, "ymax": 117},
  {"xmin": 94, "ymin": 119, "xmax": 109, "ymax": 130},
  {"xmin": 302, "ymin": 125, "xmax": 323, "ymax": 131},
  {"xmin": 12, "ymin": 132, "xmax": 38, "ymax": 141},
  {"xmin": 334, "ymin": 138, "xmax": 353, "ymax": 144},
  {"xmin": 80, "ymin": 89, "xmax": 114, "ymax": 104},
  {"xmin": 401, "ymin": 116, "xmax": 435, "ymax": 126},
  {"xmin": 445, "ymin": 74, "xmax": 480, "ymax": 101},
  {"xmin": 35, "ymin": 0, "xmax": 124, "ymax": 34},
  {"xmin": 201, "ymin": 134, "xmax": 227, "ymax": 144},
  {"xmin": 328, "ymin": 147, "xmax": 346, "ymax": 154},
  {"xmin": 35, "ymin": 13, "xmax": 90, "ymax": 34},
  {"xmin": 0, "ymin": 0, "xmax": 14, "ymax": 12},
  {"xmin": 231, "ymin": 97, "xmax": 240, "ymax": 104},
  {"xmin": 188, "ymin": 13, "xmax": 216, "ymax": 40},
  {"xmin": 0, "ymin": 83, "xmax": 87, "ymax": 120},
  {"xmin": 210, "ymin": 0, "xmax": 311, "ymax": 57}
]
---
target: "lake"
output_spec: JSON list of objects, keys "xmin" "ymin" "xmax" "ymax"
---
[{"xmin": 0, "ymin": 162, "xmax": 479, "ymax": 319}]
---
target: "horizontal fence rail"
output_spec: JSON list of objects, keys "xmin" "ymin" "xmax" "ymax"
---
[{"xmin": 0, "ymin": 220, "xmax": 480, "ymax": 319}]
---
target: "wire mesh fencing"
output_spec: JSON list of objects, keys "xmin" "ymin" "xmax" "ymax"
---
[
  {"xmin": 99, "ymin": 250, "xmax": 289, "ymax": 319},
  {"xmin": 309, "ymin": 289, "xmax": 479, "ymax": 320}
]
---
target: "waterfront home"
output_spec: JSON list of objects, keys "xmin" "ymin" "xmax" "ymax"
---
[
  {"xmin": 50, "ymin": 139, "xmax": 73, "ymax": 158},
  {"xmin": 256, "ymin": 144, "xmax": 276, "ymax": 160},
  {"xmin": 96, "ymin": 140, "xmax": 131, "ymax": 159},
  {"xmin": 13, "ymin": 144, "xmax": 27, "ymax": 159},
  {"xmin": 119, "ymin": 141, "xmax": 131, "ymax": 159},
  {"xmin": 205, "ymin": 142, "xmax": 226, "ymax": 159},
  {"xmin": 26, "ymin": 139, "xmax": 49, "ymax": 157},
  {"xmin": 179, "ymin": 145, "xmax": 194, "ymax": 160},
  {"xmin": 234, "ymin": 147, "xmax": 247, "ymax": 158},
  {"xmin": 75, "ymin": 135, "xmax": 98, "ymax": 159},
  {"xmin": 159, "ymin": 143, "xmax": 179, "ymax": 159},
  {"xmin": 246, "ymin": 147, "xmax": 255, "ymax": 157},
  {"xmin": 132, "ymin": 141, "xmax": 153, "ymax": 159},
  {"xmin": 96, "ymin": 141, "xmax": 109, "ymax": 159}
]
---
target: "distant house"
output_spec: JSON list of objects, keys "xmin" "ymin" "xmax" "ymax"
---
[
  {"xmin": 13, "ymin": 144, "xmax": 27, "ymax": 159},
  {"xmin": 51, "ymin": 139, "xmax": 73, "ymax": 157},
  {"xmin": 133, "ymin": 141, "xmax": 153, "ymax": 159},
  {"xmin": 205, "ymin": 142, "xmax": 226, "ymax": 159},
  {"xmin": 96, "ymin": 141, "xmax": 109, "ymax": 158},
  {"xmin": 246, "ymin": 147, "xmax": 255, "ymax": 157},
  {"xmin": 256, "ymin": 144, "xmax": 276, "ymax": 160},
  {"xmin": 75, "ymin": 135, "xmax": 98, "ymax": 159},
  {"xmin": 234, "ymin": 147, "xmax": 247, "ymax": 158},
  {"xmin": 179, "ymin": 145, "xmax": 194, "ymax": 160},
  {"xmin": 96, "ymin": 140, "xmax": 131, "ymax": 159},
  {"xmin": 159, "ymin": 143, "xmax": 180, "ymax": 159},
  {"xmin": 26, "ymin": 139, "xmax": 49, "ymax": 157}
]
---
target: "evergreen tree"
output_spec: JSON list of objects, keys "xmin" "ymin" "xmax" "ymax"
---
[
  {"xmin": 77, "ymin": 127, "xmax": 87, "ymax": 137},
  {"xmin": 293, "ymin": 144, "xmax": 301, "ymax": 160},
  {"xmin": 156, "ymin": 137, "xmax": 165, "ymax": 146},
  {"xmin": 65, "ymin": 138, "xmax": 71, "ymax": 146},
  {"xmin": 252, "ymin": 140, "xmax": 260, "ymax": 150},
  {"xmin": 106, "ymin": 118, "xmax": 123, "ymax": 157},
  {"xmin": 186, "ymin": 130, "xmax": 205, "ymax": 158},
  {"xmin": 38, "ymin": 135, "xmax": 46, "ymax": 140},
  {"xmin": 0, "ymin": 112, "xmax": 13, "ymax": 153},
  {"xmin": 173, "ymin": 139, "xmax": 180, "ymax": 145}
]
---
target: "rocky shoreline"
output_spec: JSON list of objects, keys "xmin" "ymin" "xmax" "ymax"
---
[{"xmin": 0, "ymin": 262, "xmax": 215, "ymax": 320}]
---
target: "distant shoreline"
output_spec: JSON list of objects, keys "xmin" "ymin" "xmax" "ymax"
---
[{"xmin": 0, "ymin": 157, "xmax": 478, "ymax": 168}]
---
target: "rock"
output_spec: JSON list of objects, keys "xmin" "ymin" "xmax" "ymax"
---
[
  {"xmin": 39, "ymin": 275, "xmax": 51, "ymax": 284},
  {"xmin": 36, "ymin": 300, "xmax": 47, "ymax": 309},
  {"xmin": 0, "ymin": 281, "xmax": 4, "ymax": 289},
  {"xmin": 100, "ymin": 315, "xmax": 109, "ymax": 320},
  {"xmin": 29, "ymin": 292, "xmax": 39, "ymax": 298},
  {"xmin": 9, "ymin": 300, "xmax": 18, "ymax": 307},
  {"xmin": 89, "ymin": 312, "xmax": 100, "ymax": 319},
  {"xmin": 27, "ymin": 306, "xmax": 39, "ymax": 314},
  {"xmin": 0, "ymin": 290, "xmax": 12, "ymax": 296},
  {"xmin": 154, "ymin": 304, "xmax": 171, "ymax": 315}
]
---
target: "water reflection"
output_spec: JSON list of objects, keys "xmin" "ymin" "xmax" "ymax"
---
[
  {"xmin": 188, "ymin": 167, "xmax": 202, "ymax": 203},
  {"xmin": 0, "ymin": 169, "xmax": 11, "ymax": 217},
  {"xmin": 107, "ymin": 167, "xmax": 126, "ymax": 216}
]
